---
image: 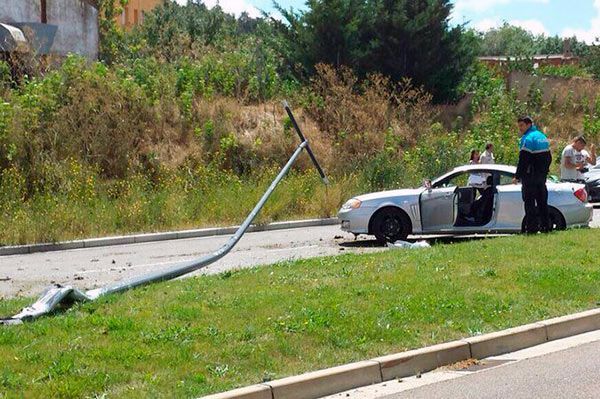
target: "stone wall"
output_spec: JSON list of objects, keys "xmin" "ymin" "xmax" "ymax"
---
[{"xmin": 507, "ymin": 71, "xmax": 600, "ymax": 106}]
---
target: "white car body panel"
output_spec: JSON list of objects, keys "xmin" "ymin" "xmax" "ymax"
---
[{"xmin": 339, "ymin": 164, "xmax": 593, "ymax": 237}]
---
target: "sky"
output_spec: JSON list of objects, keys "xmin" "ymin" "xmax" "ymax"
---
[{"xmin": 176, "ymin": 0, "xmax": 600, "ymax": 44}]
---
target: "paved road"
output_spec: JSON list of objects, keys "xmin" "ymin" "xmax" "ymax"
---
[
  {"xmin": 383, "ymin": 338, "xmax": 600, "ymax": 399},
  {"xmin": 1, "ymin": 209, "xmax": 599, "ymax": 298},
  {"xmin": 326, "ymin": 330, "xmax": 600, "ymax": 399}
]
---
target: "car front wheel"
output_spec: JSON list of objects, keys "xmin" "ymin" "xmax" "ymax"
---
[{"xmin": 371, "ymin": 208, "xmax": 411, "ymax": 243}]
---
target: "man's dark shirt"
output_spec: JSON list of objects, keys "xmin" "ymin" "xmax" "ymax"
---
[{"xmin": 515, "ymin": 125, "xmax": 552, "ymax": 184}]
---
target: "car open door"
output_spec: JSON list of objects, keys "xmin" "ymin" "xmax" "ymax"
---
[{"xmin": 420, "ymin": 186, "xmax": 457, "ymax": 231}]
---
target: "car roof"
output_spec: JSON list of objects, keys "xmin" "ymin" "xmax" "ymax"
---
[
  {"xmin": 433, "ymin": 164, "xmax": 516, "ymax": 184},
  {"xmin": 449, "ymin": 164, "xmax": 516, "ymax": 174}
]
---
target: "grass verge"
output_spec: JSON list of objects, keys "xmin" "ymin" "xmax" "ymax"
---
[
  {"xmin": 0, "ymin": 171, "xmax": 358, "ymax": 246},
  {"xmin": 1, "ymin": 229, "xmax": 599, "ymax": 397}
]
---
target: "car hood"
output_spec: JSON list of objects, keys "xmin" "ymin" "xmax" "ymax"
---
[{"xmin": 354, "ymin": 187, "xmax": 424, "ymax": 203}]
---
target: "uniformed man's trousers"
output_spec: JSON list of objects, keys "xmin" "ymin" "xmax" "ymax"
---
[{"xmin": 522, "ymin": 182, "xmax": 549, "ymax": 233}]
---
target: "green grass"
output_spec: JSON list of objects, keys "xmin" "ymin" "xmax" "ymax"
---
[
  {"xmin": 0, "ymin": 171, "xmax": 360, "ymax": 246},
  {"xmin": 1, "ymin": 229, "xmax": 599, "ymax": 398}
]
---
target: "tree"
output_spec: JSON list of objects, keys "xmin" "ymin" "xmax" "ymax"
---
[
  {"xmin": 274, "ymin": 0, "xmax": 366, "ymax": 76},
  {"xmin": 362, "ymin": 0, "xmax": 479, "ymax": 102},
  {"xmin": 274, "ymin": 0, "xmax": 477, "ymax": 102},
  {"xmin": 584, "ymin": 43, "xmax": 600, "ymax": 79},
  {"xmin": 479, "ymin": 23, "xmax": 536, "ymax": 56},
  {"xmin": 131, "ymin": 1, "xmax": 245, "ymax": 61},
  {"xmin": 97, "ymin": 0, "xmax": 128, "ymax": 64},
  {"xmin": 479, "ymin": 23, "xmax": 589, "ymax": 57}
]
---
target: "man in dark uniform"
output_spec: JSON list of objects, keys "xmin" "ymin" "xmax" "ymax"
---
[{"xmin": 514, "ymin": 116, "xmax": 552, "ymax": 233}]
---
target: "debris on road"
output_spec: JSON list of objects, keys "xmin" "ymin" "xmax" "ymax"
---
[
  {"xmin": 387, "ymin": 240, "xmax": 431, "ymax": 249},
  {"xmin": 446, "ymin": 358, "xmax": 480, "ymax": 370}
]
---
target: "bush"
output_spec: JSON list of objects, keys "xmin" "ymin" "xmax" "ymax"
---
[
  {"xmin": 175, "ymin": 41, "xmax": 282, "ymax": 104},
  {"xmin": 538, "ymin": 64, "xmax": 591, "ymax": 79},
  {"xmin": 583, "ymin": 95, "xmax": 600, "ymax": 144},
  {"xmin": 4, "ymin": 56, "xmax": 186, "ymax": 184},
  {"xmin": 459, "ymin": 62, "xmax": 505, "ymax": 111},
  {"xmin": 306, "ymin": 64, "xmax": 433, "ymax": 170}
]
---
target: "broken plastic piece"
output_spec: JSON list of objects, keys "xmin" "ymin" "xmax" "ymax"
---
[{"xmin": 387, "ymin": 240, "xmax": 431, "ymax": 249}]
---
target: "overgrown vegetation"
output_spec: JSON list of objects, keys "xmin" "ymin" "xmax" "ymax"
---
[
  {"xmin": 1, "ymin": 1, "xmax": 600, "ymax": 244},
  {"xmin": 1, "ymin": 230, "xmax": 599, "ymax": 397}
]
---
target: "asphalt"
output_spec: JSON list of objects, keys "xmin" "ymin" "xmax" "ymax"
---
[
  {"xmin": 325, "ymin": 330, "xmax": 600, "ymax": 399},
  {"xmin": 382, "ymin": 339, "xmax": 600, "ymax": 399},
  {"xmin": 1, "ymin": 209, "xmax": 599, "ymax": 298},
  {"xmin": 0, "ymin": 225, "xmax": 380, "ymax": 298}
]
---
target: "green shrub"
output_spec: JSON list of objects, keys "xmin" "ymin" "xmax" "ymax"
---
[
  {"xmin": 174, "ymin": 41, "xmax": 283, "ymax": 103},
  {"xmin": 583, "ymin": 95, "xmax": 600, "ymax": 143},
  {"xmin": 0, "ymin": 61, "xmax": 11, "ymax": 90},
  {"xmin": 458, "ymin": 61, "xmax": 505, "ymax": 111},
  {"xmin": 538, "ymin": 64, "xmax": 591, "ymax": 79}
]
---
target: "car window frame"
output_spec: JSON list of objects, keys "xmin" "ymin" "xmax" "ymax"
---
[
  {"xmin": 496, "ymin": 171, "xmax": 516, "ymax": 186},
  {"xmin": 432, "ymin": 171, "xmax": 470, "ymax": 189},
  {"xmin": 432, "ymin": 168, "xmax": 515, "ymax": 189}
]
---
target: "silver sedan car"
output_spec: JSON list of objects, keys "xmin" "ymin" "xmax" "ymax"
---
[{"xmin": 339, "ymin": 164, "xmax": 593, "ymax": 242}]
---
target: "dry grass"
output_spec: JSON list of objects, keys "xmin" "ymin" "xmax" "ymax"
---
[{"xmin": 305, "ymin": 64, "xmax": 435, "ymax": 168}]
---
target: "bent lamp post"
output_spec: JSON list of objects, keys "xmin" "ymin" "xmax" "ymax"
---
[{"xmin": 1, "ymin": 102, "xmax": 328, "ymax": 325}]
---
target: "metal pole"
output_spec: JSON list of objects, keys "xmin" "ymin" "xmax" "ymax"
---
[
  {"xmin": 40, "ymin": 0, "xmax": 47, "ymax": 24},
  {"xmin": 87, "ymin": 141, "xmax": 308, "ymax": 298},
  {"xmin": 283, "ymin": 101, "xmax": 329, "ymax": 185},
  {"xmin": 2, "ymin": 104, "xmax": 326, "ymax": 325}
]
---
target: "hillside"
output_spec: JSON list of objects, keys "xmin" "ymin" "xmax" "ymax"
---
[{"xmin": 0, "ymin": 1, "xmax": 599, "ymax": 244}]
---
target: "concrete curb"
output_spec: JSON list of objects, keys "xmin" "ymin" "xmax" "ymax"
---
[
  {"xmin": 0, "ymin": 218, "xmax": 340, "ymax": 256},
  {"xmin": 201, "ymin": 308, "xmax": 600, "ymax": 399}
]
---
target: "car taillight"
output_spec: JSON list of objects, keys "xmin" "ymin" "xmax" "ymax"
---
[{"xmin": 574, "ymin": 187, "xmax": 588, "ymax": 203}]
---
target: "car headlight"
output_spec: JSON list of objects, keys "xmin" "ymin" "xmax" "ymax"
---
[{"xmin": 341, "ymin": 198, "xmax": 362, "ymax": 210}]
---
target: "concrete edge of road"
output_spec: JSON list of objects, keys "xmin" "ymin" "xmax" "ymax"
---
[
  {"xmin": 201, "ymin": 308, "xmax": 600, "ymax": 399},
  {"xmin": 0, "ymin": 218, "xmax": 340, "ymax": 256}
]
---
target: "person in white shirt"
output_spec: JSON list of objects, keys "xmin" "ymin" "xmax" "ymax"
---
[
  {"xmin": 480, "ymin": 143, "xmax": 495, "ymax": 164},
  {"xmin": 560, "ymin": 136, "xmax": 596, "ymax": 181},
  {"xmin": 468, "ymin": 149, "xmax": 486, "ymax": 187}
]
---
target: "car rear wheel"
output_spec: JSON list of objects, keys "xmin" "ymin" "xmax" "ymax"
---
[
  {"xmin": 521, "ymin": 207, "xmax": 566, "ymax": 232},
  {"xmin": 549, "ymin": 207, "xmax": 566, "ymax": 231},
  {"xmin": 371, "ymin": 208, "xmax": 411, "ymax": 243}
]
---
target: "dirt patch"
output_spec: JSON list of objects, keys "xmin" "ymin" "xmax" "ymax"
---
[{"xmin": 445, "ymin": 358, "xmax": 480, "ymax": 370}]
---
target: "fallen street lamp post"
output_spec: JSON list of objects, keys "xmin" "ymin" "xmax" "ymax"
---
[{"xmin": 1, "ymin": 102, "xmax": 328, "ymax": 325}]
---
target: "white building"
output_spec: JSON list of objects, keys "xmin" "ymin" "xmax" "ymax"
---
[{"xmin": 0, "ymin": 0, "xmax": 98, "ymax": 59}]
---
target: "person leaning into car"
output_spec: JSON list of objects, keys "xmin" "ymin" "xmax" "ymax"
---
[
  {"xmin": 513, "ymin": 116, "xmax": 552, "ymax": 233},
  {"xmin": 560, "ymin": 136, "xmax": 596, "ymax": 182}
]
